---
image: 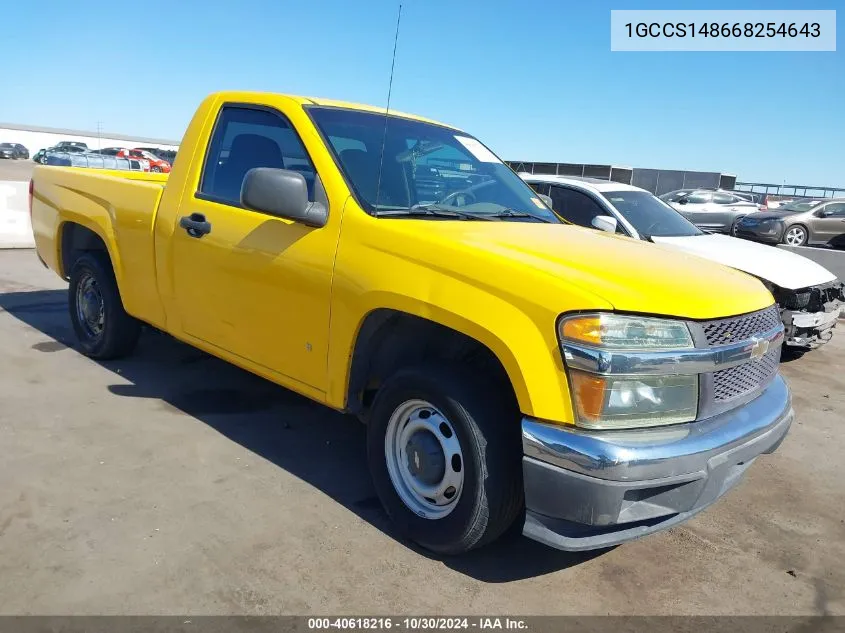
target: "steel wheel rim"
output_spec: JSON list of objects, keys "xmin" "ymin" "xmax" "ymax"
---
[
  {"xmin": 384, "ymin": 399, "xmax": 464, "ymax": 519},
  {"xmin": 75, "ymin": 273, "xmax": 105, "ymax": 339},
  {"xmin": 786, "ymin": 227, "xmax": 806, "ymax": 245}
]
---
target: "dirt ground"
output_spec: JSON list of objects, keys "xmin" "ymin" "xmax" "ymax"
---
[{"xmin": 0, "ymin": 249, "xmax": 842, "ymax": 615}]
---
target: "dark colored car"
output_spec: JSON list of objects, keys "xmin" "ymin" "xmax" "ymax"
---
[
  {"xmin": 0, "ymin": 143, "xmax": 29, "ymax": 159},
  {"xmin": 54, "ymin": 141, "xmax": 89, "ymax": 151},
  {"xmin": 734, "ymin": 198, "xmax": 845, "ymax": 247},
  {"xmin": 33, "ymin": 145, "xmax": 88, "ymax": 164}
]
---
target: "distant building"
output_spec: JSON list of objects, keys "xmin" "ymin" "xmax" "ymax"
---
[{"xmin": 507, "ymin": 160, "xmax": 736, "ymax": 195}]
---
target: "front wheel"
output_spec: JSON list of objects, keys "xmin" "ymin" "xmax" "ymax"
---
[
  {"xmin": 783, "ymin": 225, "xmax": 808, "ymax": 246},
  {"xmin": 730, "ymin": 216, "xmax": 745, "ymax": 236},
  {"xmin": 68, "ymin": 252, "xmax": 141, "ymax": 359},
  {"xmin": 151, "ymin": 166, "xmax": 162, "ymax": 173},
  {"xmin": 367, "ymin": 364, "xmax": 523, "ymax": 555}
]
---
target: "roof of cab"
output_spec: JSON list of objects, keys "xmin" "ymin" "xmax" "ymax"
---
[
  {"xmin": 520, "ymin": 173, "xmax": 646, "ymax": 193},
  {"xmin": 297, "ymin": 95, "xmax": 459, "ymax": 129},
  {"xmin": 210, "ymin": 91, "xmax": 460, "ymax": 129}
]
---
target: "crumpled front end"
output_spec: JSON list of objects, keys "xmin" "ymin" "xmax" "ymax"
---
[{"xmin": 771, "ymin": 281, "xmax": 845, "ymax": 348}]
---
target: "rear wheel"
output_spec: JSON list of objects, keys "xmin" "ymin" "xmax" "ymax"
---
[
  {"xmin": 151, "ymin": 166, "xmax": 162, "ymax": 173},
  {"xmin": 730, "ymin": 216, "xmax": 745, "ymax": 236},
  {"xmin": 783, "ymin": 225, "xmax": 808, "ymax": 246},
  {"xmin": 367, "ymin": 364, "xmax": 523, "ymax": 555},
  {"xmin": 68, "ymin": 252, "xmax": 141, "ymax": 359}
]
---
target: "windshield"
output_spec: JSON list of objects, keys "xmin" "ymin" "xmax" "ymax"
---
[
  {"xmin": 0, "ymin": 144, "xmax": 13, "ymax": 149},
  {"xmin": 602, "ymin": 190, "xmax": 704, "ymax": 237},
  {"xmin": 308, "ymin": 107, "xmax": 558, "ymax": 223},
  {"xmin": 778, "ymin": 200, "xmax": 822, "ymax": 212}
]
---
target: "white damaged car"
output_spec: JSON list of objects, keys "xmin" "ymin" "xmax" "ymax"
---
[{"xmin": 523, "ymin": 174, "xmax": 843, "ymax": 350}]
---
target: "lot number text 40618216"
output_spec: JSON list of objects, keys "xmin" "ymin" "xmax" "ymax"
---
[{"xmin": 308, "ymin": 618, "xmax": 529, "ymax": 630}]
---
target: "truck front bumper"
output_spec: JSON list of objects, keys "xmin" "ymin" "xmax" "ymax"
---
[{"xmin": 521, "ymin": 375, "xmax": 792, "ymax": 551}]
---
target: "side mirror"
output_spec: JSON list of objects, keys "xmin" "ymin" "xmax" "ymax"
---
[
  {"xmin": 538, "ymin": 193, "xmax": 553, "ymax": 209},
  {"xmin": 677, "ymin": 198, "xmax": 688, "ymax": 205},
  {"xmin": 241, "ymin": 168, "xmax": 328, "ymax": 228},
  {"xmin": 592, "ymin": 215, "xmax": 618, "ymax": 233},
  {"xmin": 815, "ymin": 209, "xmax": 830, "ymax": 218}
]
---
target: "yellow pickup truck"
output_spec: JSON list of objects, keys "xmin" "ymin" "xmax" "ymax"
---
[{"xmin": 29, "ymin": 91, "xmax": 793, "ymax": 554}]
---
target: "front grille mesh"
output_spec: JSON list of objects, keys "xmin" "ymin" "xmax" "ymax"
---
[
  {"xmin": 712, "ymin": 345, "xmax": 781, "ymax": 402},
  {"xmin": 702, "ymin": 305, "xmax": 781, "ymax": 347}
]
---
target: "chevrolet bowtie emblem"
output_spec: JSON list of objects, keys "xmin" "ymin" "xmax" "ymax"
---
[{"xmin": 749, "ymin": 337, "xmax": 769, "ymax": 360}]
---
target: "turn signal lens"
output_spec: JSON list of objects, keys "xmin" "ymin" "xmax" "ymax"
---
[{"xmin": 560, "ymin": 314, "xmax": 693, "ymax": 349}]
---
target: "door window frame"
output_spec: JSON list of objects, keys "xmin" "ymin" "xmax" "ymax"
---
[
  {"xmin": 547, "ymin": 183, "xmax": 637, "ymax": 238},
  {"xmin": 195, "ymin": 102, "xmax": 321, "ymax": 211}
]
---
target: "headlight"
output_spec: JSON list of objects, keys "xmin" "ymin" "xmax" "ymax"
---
[
  {"xmin": 560, "ymin": 313, "xmax": 693, "ymax": 349},
  {"xmin": 559, "ymin": 314, "xmax": 698, "ymax": 429}
]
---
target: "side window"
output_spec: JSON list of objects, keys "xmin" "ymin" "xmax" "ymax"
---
[
  {"xmin": 549, "ymin": 186, "xmax": 606, "ymax": 228},
  {"xmin": 200, "ymin": 105, "xmax": 317, "ymax": 206},
  {"xmin": 824, "ymin": 202, "xmax": 845, "ymax": 217},
  {"xmin": 529, "ymin": 182, "xmax": 550, "ymax": 196},
  {"xmin": 686, "ymin": 191, "xmax": 713, "ymax": 204},
  {"xmin": 712, "ymin": 192, "xmax": 736, "ymax": 204}
]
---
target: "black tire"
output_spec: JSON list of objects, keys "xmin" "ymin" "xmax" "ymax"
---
[
  {"xmin": 68, "ymin": 252, "xmax": 141, "ymax": 359},
  {"xmin": 730, "ymin": 216, "xmax": 745, "ymax": 236},
  {"xmin": 367, "ymin": 364, "xmax": 523, "ymax": 555},
  {"xmin": 151, "ymin": 166, "xmax": 162, "ymax": 173}
]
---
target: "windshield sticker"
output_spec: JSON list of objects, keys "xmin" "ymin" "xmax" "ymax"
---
[{"xmin": 454, "ymin": 136, "xmax": 501, "ymax": 163}]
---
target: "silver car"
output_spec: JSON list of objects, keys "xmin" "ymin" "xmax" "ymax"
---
[
  {"xmin": 735, "ymin": 198, "xmax": 845, "ymax": 246},
  {"xmin": 660, "ymin": 189, "xmax": 759, "ymax": 234}
]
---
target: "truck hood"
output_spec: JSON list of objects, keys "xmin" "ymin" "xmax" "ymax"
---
[
  {"xmin": 651, "ymin": 233, "xmax": 836, "ymax": 290},
  {"xmin": 381, "ymin": 222, "xmax": 774, "ymax": 320}
]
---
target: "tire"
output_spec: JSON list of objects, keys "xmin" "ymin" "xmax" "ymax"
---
[
  {"xmin": 783, "ymin": 225, "xmax": 808, "ymax": 246},
  {"xmin": 68, "ymin": 252, "xmax": 141, "ymax": 359},
  {"xmin": 730, "ymin": 216, "xmax": 745, "ymax": 236},
  {"xmin": 151, "ymin": 166, "xmax": 162, "ymax": 173},
  {"xmin": 367, "ymin": 364, "xmax": 523, "ymax": 555}
]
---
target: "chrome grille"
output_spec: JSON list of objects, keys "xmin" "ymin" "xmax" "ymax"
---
[
  {"xmin": 712, "ymin": 345, "xmax": 781, "ymax": 402},
  {"xmin": 702, "ymin": 305, "xmax": 781, "ymax": 347}
]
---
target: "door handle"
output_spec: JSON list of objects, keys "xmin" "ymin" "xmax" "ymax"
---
[{"xmin": 179, "ymin": 213, "xmax": 212, "ymax": 238}]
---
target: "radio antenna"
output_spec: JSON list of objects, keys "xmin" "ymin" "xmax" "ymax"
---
[{"xmin": 374, "ymin": 3, "xmax": 402, "ymax": 211}]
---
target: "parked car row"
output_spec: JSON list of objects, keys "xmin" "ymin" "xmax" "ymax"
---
[
  {"xmin": 0, "ymin": 143, "xmax": 29, "ymax": 159},
  {"xmin": 654, "ymin": 186, "xmax": 845, "ymax": 249},
  {"xmin": 31, "ymin": 140, "xmax": 172, "ymax": 173},
  {"xmin": 524, "ymin": 174, "xmax": 843, "ymax": 350}
]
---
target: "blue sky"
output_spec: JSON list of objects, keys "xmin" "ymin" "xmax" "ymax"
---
[{"xmin": 4, "ymin": 0, "xmax": 843, "ymax": 186}]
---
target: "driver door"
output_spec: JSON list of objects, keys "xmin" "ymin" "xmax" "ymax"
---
[
  {"xmin": 170, "ymin": 103, "xmax": 341, "ymax": 393},
  {"xmin": 811, "ymin": 202, "xmax": 845, "ymax": 243},
  {"xmin": 677, "ymin": 191, "xmax": 714, "ymax": 226}
]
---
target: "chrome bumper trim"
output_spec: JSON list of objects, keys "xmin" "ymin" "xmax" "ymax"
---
[
  {"xmin": 522, "ymin": 374, "xmax": 792, "ymax": 482},
  {"xmin": 562, "ymin": 325, "xmax": 784, "ymax": 376}
]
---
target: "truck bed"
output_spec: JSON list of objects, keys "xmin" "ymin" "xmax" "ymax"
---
[{"xmin": 31, "ymin": 166, "xmax": 168, "ymax": 326}]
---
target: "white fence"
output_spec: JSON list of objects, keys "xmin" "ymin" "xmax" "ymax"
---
[{"xmin": 0, "ymin": 181, "xmax": 34, "ymax": 249}]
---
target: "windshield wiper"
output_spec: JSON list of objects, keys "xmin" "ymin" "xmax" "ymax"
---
[
  {"xmin": 374, "ymin": 205, "xmax": 493, "ymax": 221},
  {"xmin": 486, "ymin": 209, "xmax": 553, "ymax": 223}
]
